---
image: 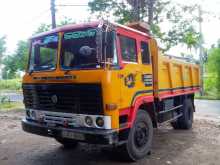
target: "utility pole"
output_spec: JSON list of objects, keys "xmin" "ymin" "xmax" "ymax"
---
[
  {"xmin": 50, "ymin": 0, "xmax": 56, "ymax": 29},
  {"xmin": 198, "ymin": 5, "xmax": 204, "ymax": 96}
]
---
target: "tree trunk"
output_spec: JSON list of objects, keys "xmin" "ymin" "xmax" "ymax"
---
[
  {"xmin": 147, "ymin": 0, "xmax": 155, "ymax": 26},
  {"xmin": 133, "ymin": 0, "xmax": 141, "ymax": 21}
]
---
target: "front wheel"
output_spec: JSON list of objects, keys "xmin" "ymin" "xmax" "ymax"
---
[
  {"xmin": 55, "ymin": 137, "xmax": 78, "ymax": 149},
  {"xmin": 119, "ymin": 110, "xmax": 153, "ymax": 161}
]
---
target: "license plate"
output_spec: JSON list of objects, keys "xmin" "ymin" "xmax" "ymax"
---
[
  {"xmin": 46, "ymin": 122, "xmax": 56, "ymax": 127},
  {"xmin": 61, "ymin": 131, "xmax": 85, "ymax": 141}
]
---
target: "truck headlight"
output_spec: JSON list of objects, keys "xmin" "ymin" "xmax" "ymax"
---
[
  {"xmin": 27, "ymin": 109, "xmax": 44, "ymax": 121},
  {"xmin": 85, "ymin": 116, "xmax": 93, "ymax": 127},
  {"xmin": 30, "ymin": 110, "xmax": 36, "ymax": 119},
  {"xmin": 84, "ymin": 115, "xmax": 111, "ymax": 129},
  {"xmin": 96, "ymin": 117, "xmax": 104, "ymax": 127},
  {"xmin": 26, "ymin": 109, "xmax": 30, "ymax": 118}
]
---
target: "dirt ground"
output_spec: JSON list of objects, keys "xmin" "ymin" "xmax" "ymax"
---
[{"xmin": 0, "ymin": 110, "xmax": 220, "ymax": 165}]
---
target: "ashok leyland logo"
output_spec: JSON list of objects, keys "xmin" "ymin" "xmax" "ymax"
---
[{"xmin": 51, "ymin": 95, "xmax": 58, "ymax": 104}]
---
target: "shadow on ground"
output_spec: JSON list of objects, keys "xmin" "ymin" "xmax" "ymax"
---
[{"xmin": 13, "ymin": 127, "xmax": 197, "ymax": 165}]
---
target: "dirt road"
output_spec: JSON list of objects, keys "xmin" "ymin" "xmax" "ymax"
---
[{"xmin": 0, "ymin": 108, "xmax": 220, "ymax": 165}]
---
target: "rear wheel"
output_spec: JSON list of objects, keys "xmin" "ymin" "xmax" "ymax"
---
[
  {"xmin": 55, "ymin": 137, "xmax": 78, "ymax": 149},
  {"xmin": 171, "ymin": 99, "xmax": 194, "ymax": 129},
  {"xmin": 119, "ymin": 110, "xmax": 153, "ymax": 161}
]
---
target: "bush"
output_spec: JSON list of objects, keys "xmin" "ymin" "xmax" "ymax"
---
[
  {"xmin": 0, "ymin": 95, "xmax": 10, "ymax": 103},
  {"xmin": 0, "ymin": 79, "xmax": 22, "ymax": 91}
]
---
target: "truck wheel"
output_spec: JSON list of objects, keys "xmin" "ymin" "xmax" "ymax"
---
[
  {"xmin": 171, "ymin": 99, "xmax": 194, "ymax": 129},
  {"xmin": 55, "ymin": 137, "xmax": 78, "ymax": 149},
  {"xmin": 119, "ymin": 110, "xmax": 153, "ymax": 161}
]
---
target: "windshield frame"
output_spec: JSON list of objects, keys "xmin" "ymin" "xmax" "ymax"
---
[
  {"xmin": 60, "ymin": 26, "xmax": 119, "ymax": 71},
  {"xmin": 59, "ymin": 27, "xmax": 103, "ymax": 71},
  {"xmin": 27, "ymin": 33, "xmax": 59, "ymax": 73}
]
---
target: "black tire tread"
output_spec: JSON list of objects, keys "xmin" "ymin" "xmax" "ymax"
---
[
  {"xmin": 171, "ymin": 99, "xmax": 194, "ymax": 130},
  {"xmin": 119, "ymin": 110, "xmax": 153, "ymax": 161}
]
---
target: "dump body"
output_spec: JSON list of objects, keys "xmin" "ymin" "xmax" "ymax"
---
[{"xmin": 150, "ymin": 40, "xmax": 200, "ymax": 100}]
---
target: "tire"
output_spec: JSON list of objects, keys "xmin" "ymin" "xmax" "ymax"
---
[
  {"xmin": 171, "ymin": 99, "xmax": 194, "ymax": 130},
  {"xmin": 55, "ymin": 137, "xmax": 78, "ymax": 149},
  {"xmin": 119, "ymin": 110, "xmax": 153, "ymax": 161}
]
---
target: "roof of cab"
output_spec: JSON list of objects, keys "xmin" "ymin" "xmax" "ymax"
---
[{"xmin": 30, "ymin": 20, "xmax": 150, "ymax": 39}]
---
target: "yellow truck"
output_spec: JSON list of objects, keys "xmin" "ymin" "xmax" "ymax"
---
[{"xmin": 21, "ymin": 20, "xmax": 200, "ymax": 161}]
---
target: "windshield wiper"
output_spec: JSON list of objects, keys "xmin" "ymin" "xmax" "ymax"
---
[
  {"xmin": 79, "ymin": 63, "xmax": 101, "ymax": 68},
  {"xmin": 79, "ymin": 63, "xmax": 98, "ymax": 66},
  {"xmin": 33, "ymin": 64, "xmax": 55, "ymax": 71}
]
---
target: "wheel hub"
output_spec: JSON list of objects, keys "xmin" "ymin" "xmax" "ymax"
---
[{"xmin": 134, "ymin": 122, "xmax": 149, "ymax": 148}]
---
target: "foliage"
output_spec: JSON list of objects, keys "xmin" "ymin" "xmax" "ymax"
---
[
  {"xmin": 88, "ymin": 0, "xmax": 200, "ymax": 52},
  {"xmin": 195, "ymin": 93, "xmax": 220, "ymax": 100},
  {"xmin": 58, "ymin": 17, "xmax": 75, "ymax": 26},
  {"xmin": 0, "ymin": 79, "xmax": 22, "ymax": 91},
  {"xmin": 206, "ymin": 44, "xmax": 220, "ymax": 92},
  {"xmin": 0, "ymin": 35, "xmax": 6, "ymax": 70},
  {"xmin": 181, "ymin": 26, "xmax": 200, "ymax": 51},
  {"xmin": 2, "ymin": 41, "xmax": 29, "ymax": 78},
  {"xmin": 34, "ymin": 17, "xmax": 75, "ymax": 34},
  {"xmin": 198, "ymin": 40, "xmax": 220, "ymax": 99},
  {"xmin": 0, "ymin": 95, "xmax": 10, "ymax": 103},
  {"xmin": 34, "ymin": 23, "xmax": 51, "ymax": 34},
  {"xmin": 88, "ymin": 0, "xmax": 132, "ymax": 24}
]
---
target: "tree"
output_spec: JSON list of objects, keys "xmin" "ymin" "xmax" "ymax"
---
[
  {"xmin": 34, "ymin": 17, "xmax": 74, "ymax": 34},
  {"xmin": 34, "ymin": 23, "xmax": 51, "ymax": 34},
  {"xmin": 181, "ymin": 26, "xmax": 200, "ymax": 52},
  {"xmin": 88, "ymin": 0, "xmax": 159, "ymax": 25},
  {"xmin": 126, "ymin": 0, "xmax": 157, "ymax": 25},
  {"xmin": 88, "ymin": 0, "xmax": 200, "ymax": 52},
  {"xmin": 0, "ymin": 36, "xmax": 6, "ymax": 65},
  {"xmin": 206, "ymin": 43, "xmax": 220, "ymax": 92},
  {"xmin": 0, "ymin": 36, "xmax": 6, "ymax": 79},
  {"xmin": 2, "ymin": 41, "xmax": 29, "ymax": 79}
]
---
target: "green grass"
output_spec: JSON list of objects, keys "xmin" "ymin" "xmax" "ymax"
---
[
  {"xmin": 0, "ymin": 102, "xmax": 24, "ymax": 111},
  {"xmin": 0, "ymin": 79, "xmax": 22, "ymax": 91},
  {"xmin": 195, "ymin": 93, "xmax": 220, "ymax": 100}
]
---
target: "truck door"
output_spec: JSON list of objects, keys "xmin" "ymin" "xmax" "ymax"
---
[
  {"xmin": 117, "ymin": 32, "xmax": 153, "ymax": 109},
  {"xmin": 139, "ymin": 40, "xmax": 153, "ymax": 91}
]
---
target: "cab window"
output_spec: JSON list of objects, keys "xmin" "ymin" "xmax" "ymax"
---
[
  {"xmin": 141, "ymin": 41, "xmax": 150, "ymax": 64},
  {"xmin": 119, "ymin": 35, "xmax": 137, "ymax": 62}
]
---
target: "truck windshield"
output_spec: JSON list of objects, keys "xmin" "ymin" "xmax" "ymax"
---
[
  {"xmin": 61, "ymin": 28, "xmax": 100, "ymax": 69},
  {"xmin": 29, "ymin": 34, "xmax": 58, "ymax": 72}
]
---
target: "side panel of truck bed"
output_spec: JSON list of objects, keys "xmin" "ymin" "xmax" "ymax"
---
[{"xmin": 150, "ymin": 39, "xmax": 200, "ymax": 100}]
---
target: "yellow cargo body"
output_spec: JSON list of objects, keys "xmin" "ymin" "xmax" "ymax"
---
[{"xmin": 150, "ymin": 39, "xmax": 200, "ymax": 100}]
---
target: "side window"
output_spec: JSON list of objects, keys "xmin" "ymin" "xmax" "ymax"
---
[
  {"xmin": 141, "ymin": 41, "xmax": 150, "ymax": 64},
  {"xmin": 119, "ymin": 35, "xmax": 137, "ymax": 62}
]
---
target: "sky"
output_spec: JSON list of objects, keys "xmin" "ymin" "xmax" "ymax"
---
[{"xmin": 0, "ymin": 0, "xmax": 220, "ymax": 56}]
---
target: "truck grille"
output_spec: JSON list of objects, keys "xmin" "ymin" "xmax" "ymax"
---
[{"xmin": 22, "ymin": 84, "xmax": 104, "ymax": 115}]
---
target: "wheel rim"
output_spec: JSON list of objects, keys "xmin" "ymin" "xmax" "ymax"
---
[{"xmin": 134, "ymin": 122, "xmax": 149, "ymax": 149}]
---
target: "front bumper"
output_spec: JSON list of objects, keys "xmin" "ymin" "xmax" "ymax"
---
[{"xmin": 22, "ymin": 119, "xmax": 118, "ymax": 145}]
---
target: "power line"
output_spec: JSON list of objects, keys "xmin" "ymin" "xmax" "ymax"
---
[
  {"xmin": 24, "ymin": 8, "xmax": 51, "ymax": 24},
  {"xmin": 56, "ymin": 4, "xmax": 88, "ymax": 7},
  {"xmin": 50, "ymin": 0, "xmax": 89, "ymax": 28}
]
